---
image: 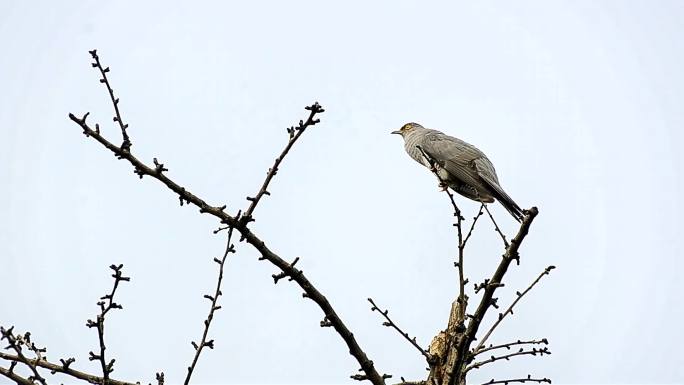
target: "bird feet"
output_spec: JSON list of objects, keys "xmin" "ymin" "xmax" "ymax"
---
[{"xmin": 438, "ymin": 181, "xmax": 449, "ymax": 191}]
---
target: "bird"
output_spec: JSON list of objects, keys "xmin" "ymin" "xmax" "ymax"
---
[{"xmin": 392, "ymin": 122, "xmax": 524, "ymax": 222}]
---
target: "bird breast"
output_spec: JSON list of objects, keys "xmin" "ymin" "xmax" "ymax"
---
[{"xmin": 404, "ymin": 133, "xmax": 429, "ymax": 167}]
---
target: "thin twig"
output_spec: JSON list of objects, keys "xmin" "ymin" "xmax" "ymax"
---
[
  {"xmin": 88, "ymin": 50, "xmax": 131, "ymax": 151},
  {"xmin": 466, "ymin": 347, "xmax": 551, "ymax": 372},
  {"xmin": 242, "ymin": 103, "xmax": 324, "ymax": 225},
  {"xmin": 483, "ymin": 204, "xmax": 509, "ymax": 248},
  {"xmin": 0, "ymin": 352, "xmax": 138, "ymax": 385},
  {"xmin": 475, "ymin": 266, "xmax": 555, "ymax": 352},
  {"xmin": 473, "ymin": 338, "xmax": 549, "ymax": 356},
  {"xmin": 86, "ymin": 264, "xmax": 130, "ymax": 382},
  {"xmin": 351, "ymin": 373, "xmax": 393, "ymax": 382},
  {"xmin": 454, "ymin": 199, "xmax": 466, "ymax": 316},
  {"xmin": 184, "ymin": 226, "xmax": 236, "ymax": 385},
  {"xmin": 416, "ymin": 146, "xmax": 468, "ymax": 316},
  {"xmin": 462, "ymin": 204, "xmax": 485, "ymax": 248},
  {"xmin": 367, "ymin": 298, "xmax": 433, "ymax": 363},
  {"xmin": 480, "ymin": 376, "xmax": 551, "ymax": 385},
  {"xmin": 69, "ymin": 51, "xmax": 384, "ymax": 385}
]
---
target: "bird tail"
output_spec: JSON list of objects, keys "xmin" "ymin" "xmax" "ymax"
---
[
  {"xmin": 473, "ymin": 159, "xmax": 524, "ymax": 222},
  {"xmin": 481, "ymin": 178, "xmax": 524, "ymax": 222},
  {"xmin": 496, "ymin": 191, "xmax": 524, "ymax": 223}
]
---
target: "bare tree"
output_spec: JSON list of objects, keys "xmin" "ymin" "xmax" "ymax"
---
[{"xmin": 1, "ymin": 50, "xmax": 553, "ymax": 385}]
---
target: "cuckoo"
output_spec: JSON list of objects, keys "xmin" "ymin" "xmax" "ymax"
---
[{"xmin": 392, "ymin": 122, "xmax": 523, "ymax": 222}]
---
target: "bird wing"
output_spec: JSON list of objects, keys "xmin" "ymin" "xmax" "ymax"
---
[
  {"xmin": 420, "ymin": 130, "xmax": 491, "ymax": 189},
  {"xmin": 473, "ymin": 157, "xmax": 524, "ymax": 221}
]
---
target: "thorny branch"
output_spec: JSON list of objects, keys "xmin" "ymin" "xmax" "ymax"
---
[
  {"xmin": 367, "ymin": 298, "xmax": 433, "ymax": 363},
  {"xmin": 184, "ymin": 226, "xmax": 236, "ymax": 385},
  {"xmin": 68, "ymin": 50, "xmax": 385, "ymax": 385},
  {"xmin": 86, "ymin": 264, "xmax": 130, "ymax": 382},
  {"xmin": 474, "ymin": 266, "xmax": 555, "ymax": 352}
]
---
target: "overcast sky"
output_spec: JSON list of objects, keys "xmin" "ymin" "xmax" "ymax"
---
[{"xmin": 1, "ymin": 1, "xmax": 682, "ymax": 384}]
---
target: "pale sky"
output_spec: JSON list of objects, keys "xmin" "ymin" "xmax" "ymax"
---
[{"xmin": 1, "ymin": 1, "xmax": 682, "ymax": 384}]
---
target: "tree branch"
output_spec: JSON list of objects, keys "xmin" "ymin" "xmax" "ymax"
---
[
  {"xmin": 483, "ymin": 205, "xmax": 509, "ymax": 248},
  {"xmin": 416, "ymin": 146, "xmax": 468, "ymax": 318},
  {"xmin": 88, "ymin": 50, "xmax": 131, "ymax": 151},
  {"xmin": 88, "ymin": 49, "xmax": 133, "ymax": 151},
  {"xmin": 480, "ymin": 376, "xmax": 551, "ymax": 385},
  {"xmin": 367, "ymin": 298, "xmax": 433, "ymax": 363},
  {"xmin": 242, "ymin": 103, "xmax": 324, "ymax": 225},
  {"xmin": 0, "ymin": 364, "xmax": 34, "ymax": 385},
  {"xmin": 474, "ymin": 266, "xmax": 555, "ymax": 352},
  {"xmin": 466, "ymin": 347, "xmax": 551, "ymax": 372},
  {"xmin": 393, "ymin": 381, "xmax": 426, "ymax": 385},
  {"xmin": 0, "ymin": 352, "xmax": 138, "ymax": 385},
  {"xmin": 462, "ymin": 204, "xmax": 484, "ymax": 248},
  {"xmin": 473, "ymin": 338, "xmax": 549, "ymax": 356},
  {"xmin": 0, "ymin": 327, "xmax": 47, "ymax": 385},
  {"xmin": 448, "ymin": 207, "xmax": 539, "ymax": 385},
  {"xmin": 86, "ymin": 264, "xmax": 129, "ymax": 382},
  {"xmin": 68, "ymin": 50, "xmax": 384, "ymax": 385},
  {"xmin": 184, "ymin": 226, "xmax": 236, "ymax": 385}
]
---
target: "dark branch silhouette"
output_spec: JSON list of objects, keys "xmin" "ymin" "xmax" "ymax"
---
[
  {"xmin": 86, "ymin": 264, "xmax": 129, "ymax": 382},
  {"xmin": 184, "ymin": 226, "xmax": 236, "ymax": 385},
  {"xmin": 242, "ymin": 105, "xmax": 322, "ymax": 225},
  {"xmin": 367, "ymin": 298, "xmax": 433, "ymax": 363},
  {"xmin": 0, "ymin": 364, "xmax": 33, "ymax": 385},
  {"xmin": 483, "ymin": 205, "xmax": 509, "ymax": 248},
  {"xmin": 480, "ymin": 376, "xmax": 551, "ymax": 385},
  {"xmin": 0, "ymin": 328, "xmax": 47, "ymax": 385},
  {"xmin": 1, "ymin": 265, "xmax": 137, "ymax": 385},
  {"xmin": 415, "ymin": 146, "xmax": 468, "ymax": 319},
  {"xmin": 88, "ymin": 49, "xmax": 131, "ymax": 151},
  {"xmin": 473, "ymin": 339, "xmax": 549, "ymax": 356},
  {"xmin": 0, "ymin": 351, "xmax": 138, "ymax": 385},
  {"xmin": 466, "ymin": 346, "xmax": 551, "ymax": 372},
  {"xmin": 462, "ymin": 204, "xmax": 485, "ymax": 248},
  {"xmin": 66, "ymin": 50, "xmax": 385, "ymax": 385},
  {"xmin": 475, "ymin": 266, "xmax": 555, "ymax": 352}
]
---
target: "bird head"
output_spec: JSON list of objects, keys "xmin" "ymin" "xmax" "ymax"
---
[{"xmin": 391, "ymin": 122, "xmax": 423, "ymax": 137}]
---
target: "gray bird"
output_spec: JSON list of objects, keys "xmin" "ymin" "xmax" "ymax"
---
[{"xmin": 392, "ymin": 122, "xmax": 523, "ymax": 222}]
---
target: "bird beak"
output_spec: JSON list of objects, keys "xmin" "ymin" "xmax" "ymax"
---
[{"xmin": 391, "ymin": 130, "xmax": 401, "ymax": 135}]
